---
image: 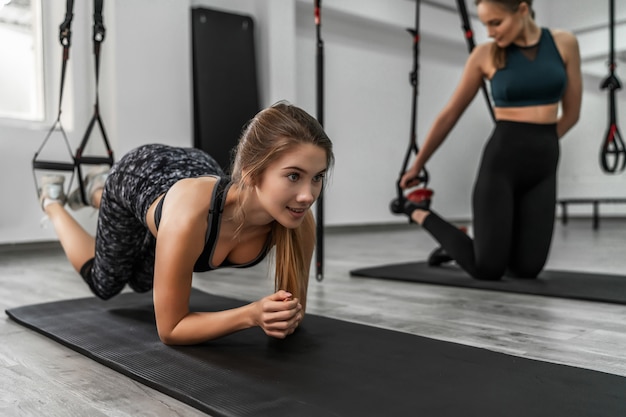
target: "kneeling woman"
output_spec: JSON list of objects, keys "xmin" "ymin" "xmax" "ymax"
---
[{"xmin": 39, "ymin": 102, "xmax": 334, "ymax": 345}]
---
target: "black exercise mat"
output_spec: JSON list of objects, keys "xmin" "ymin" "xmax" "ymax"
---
[
  {"xmin": 6, "ymin": 289, "xmax": 626, "ymax": 417},
  {"xmin": 351, "ymin": 261, "xmax": 626, "ymax": 305}
]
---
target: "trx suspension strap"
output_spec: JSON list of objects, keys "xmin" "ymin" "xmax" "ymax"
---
[
  {"xmin": 75, "ymin": 0, "xmax": 114, "ymax": 205},
  {"xmin": 32, "ymin": 0, "xmax": 76, "ymax": 198},
  {"xmin": 32, "ymin": 0, "xmax": 114, "ymax": 203},
  {"xmin": 390, "ymin": 0, "xmax": 430, "ymax": 217},
  {"xmin": 599, "ymin": 0, "xmax": 625, "ymax": 174},
  {"xmin": 456, "ymin": 0, "xmax": 495, "ymax": 122},
  {"xmin": 314, "ymin": 0, "xmax": 325, "ymax": 281}
]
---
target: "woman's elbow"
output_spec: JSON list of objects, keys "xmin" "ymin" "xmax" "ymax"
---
[
  {"xmin": 558, "ymin": 111, "xmax": 580, "ymax": 138},
  {"xmin": 569, "ymin": 109, "xmax": 581, "ymax": 126},
  {"xmin": 156, "ymin": 323, "xmax": 187, "ymax": 345},
  {"xmin": 157, "ymin": 322, "xmax": 212, "ymax": 345},
  {"xmin": 157, "ymin": 329, "xmax": 178, "ymax": 345},
  {"xmin": 565, "ymin": 114, "xmax": 580, "ymax": 132}
]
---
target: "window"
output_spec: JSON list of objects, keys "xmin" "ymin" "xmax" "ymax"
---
[{"xmin": 0, "ymin": 0, "xmax": 44, "ymax": 121}]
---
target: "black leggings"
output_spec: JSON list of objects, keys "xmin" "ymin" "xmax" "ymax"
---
[{"xmin": 423, "ymin": 120, "xmax": 559, "ymax": 280}]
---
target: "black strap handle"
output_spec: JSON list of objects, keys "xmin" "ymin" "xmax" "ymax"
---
[{"xmin": 32, "ymin": 161, "xmax": 76, "ymax": 171}]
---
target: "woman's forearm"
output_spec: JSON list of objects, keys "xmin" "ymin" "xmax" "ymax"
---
[
  {"xmin": 157, "ymin": 290, "xmax": 303, "ymax": 345},
  {"xmin": 413, "ymin": 111, "xmax": 459, "ymax": 170},
  {"xmin": 158, "ymin": 304, "xmax": 256, "ymax": 345}
]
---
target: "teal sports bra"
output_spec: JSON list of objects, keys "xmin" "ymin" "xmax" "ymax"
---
[{"xmin": 490, "ymin": 28, "xmax": 567, "ymax": 108}]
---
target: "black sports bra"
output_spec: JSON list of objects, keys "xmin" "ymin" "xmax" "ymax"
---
[{"xmin": 154, "ymin": 176, "xmax": 272, "ymax": 272}]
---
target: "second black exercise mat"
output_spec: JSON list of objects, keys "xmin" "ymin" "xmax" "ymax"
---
[
  {"xmin": 6, "ymin": 290, "xmax": 626, "ymax": 417},
  {"xmin": 351, "ymin": 261, "xmax": 626, "ymax": 305}
]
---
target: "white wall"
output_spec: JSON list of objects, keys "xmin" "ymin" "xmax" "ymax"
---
[
  {"xmin": 295, "ymin": 2, "xmax": 491, "ymax": 224},
  {"xmin": 1, "ymin": 0, "xmax": 625, "ymax": 245}
]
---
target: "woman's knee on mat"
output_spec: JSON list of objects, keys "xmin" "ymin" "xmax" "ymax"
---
[
  {"xmin": 471, "ymin": 261, "xmax": 507, "ymax": 281},
  {"xmin": 80, "ymin": 258, "xmax": 126, "ymax": 300},
  {"xmin": 506, "ymin": 263, "xmax": 543, "ymax": 279}
]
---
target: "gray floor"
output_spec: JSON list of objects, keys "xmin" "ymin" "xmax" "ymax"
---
[{"xmin": 2, "ymin": 217, "xmax": 626, "ymax": 416}]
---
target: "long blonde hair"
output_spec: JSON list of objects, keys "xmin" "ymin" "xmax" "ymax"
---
[
  {"xmin": 230, "ymin": 101, "xmax": 334, "ymax": 305},
  {"xmin": 475, "ymin": 0, "xmax": 535, "ymax": 69}
]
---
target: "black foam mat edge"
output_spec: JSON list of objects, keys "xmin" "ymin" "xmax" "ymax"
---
[{"xmin": 350, "ymin": 261, "xmax": 626, "ymax": 305}]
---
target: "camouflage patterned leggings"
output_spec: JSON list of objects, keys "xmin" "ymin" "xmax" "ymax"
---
[{"xmin": 80, "ymin": 144, "xmax": 224, "ymax": 299}]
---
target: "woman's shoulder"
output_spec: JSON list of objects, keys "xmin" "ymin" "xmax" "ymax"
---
[
  {"xmin": 548, "ymin": 28, "xmax": 578, "ymax": 46},
  {"xmin": 171, "ymin": 175, "xmax": 219, "ymax": 191},
  {"xmin": 166, "ymin": 176, "xmax": 220, "ymax": 217},
  {"xmin": 547, "ymin": 28, "xmax": 580, "ymax": 63},
  {"xmin": 467, "ymin": 41, "xmax": 495, "ymax": 74},
  {"xmin": 471, "ymin": 41, "xmax": 493, "ymax": 56},
  {"xmin": 468, "ymin": 41, "xmax": 495, "ymax": 63}
]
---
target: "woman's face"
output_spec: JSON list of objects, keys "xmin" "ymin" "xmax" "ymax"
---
[
  {"xmin": 477, "ymin": 1, "xmax": 526, "ymax": 48},
  {"xmin": 254, "ymin": 142, "xmax": 328, "ymax": 229}
]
